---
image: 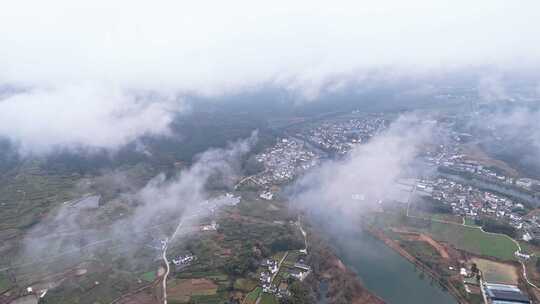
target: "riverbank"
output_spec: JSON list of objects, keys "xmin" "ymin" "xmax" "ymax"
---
[
  {"xmin": 363, "ymin": 225, "xmax": 466, "ymax": 303},
  {"xmin": 308, "ymin": 235, "xmax": 386, "ymax": 304}
]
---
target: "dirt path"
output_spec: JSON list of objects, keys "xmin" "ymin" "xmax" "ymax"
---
[
  {"xmin": 405, "ymin": 185, "xmax": 540, "ymax": 291},
  {"xmin": 419, "ymin": 234, "xmax": 450, "ymax": 259},
  {"xmin": 390, "ymin": 228, "xmax": 450, "ymax": 259}
]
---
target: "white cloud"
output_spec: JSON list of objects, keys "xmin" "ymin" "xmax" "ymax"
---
[
  {"xmin": 20, "ymin": 132, "xmax": 257, "ymax": 262},
  {"xmin": 0, "ymin": 0, "xmax": 539, "ymax": 152},
  {"xmin": 0, "ymin": 84, "xmax": 179, "ymax": 154},
  {"xmin": 292, "ymin": 115, "xmax": 433, "ymax": 217}
]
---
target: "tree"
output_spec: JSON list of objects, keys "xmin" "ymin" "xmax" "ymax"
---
[
  {"xmin": 270, "ymin": 237, "xmax": 304, "ymax": 253},
  {"xmin": 471, "ymin": 263, "xmax": 478, "ymax": 275}
]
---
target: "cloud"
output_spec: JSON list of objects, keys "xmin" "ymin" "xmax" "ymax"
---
[
  {"xmin": 0, "ymin": 0, "xmax": 539, "ymax": 153},
  {"xmin": 477, "ymin": 74, "xmax": 509, "ymax": 103},
  {"xmin": 290, "ymin": 115, "xmax": 434, "ymax": 218},
  {"xmin": 129, "ymin": 130, "xmax": 257, "ymax": 233},
  {"xmin": 476, "ymin": 107, "xmax": 540, "ymax": 174},
  {"xmin": 2, "ymin": 0, "xmax": 540, "ymax": 90},
  {"xmin": 18, "ymin": 132, "xmax": 257, "ymax": 267},
  {"xmin": 0, "ymin": 84, "xmax": 180, "ymax": 154}
]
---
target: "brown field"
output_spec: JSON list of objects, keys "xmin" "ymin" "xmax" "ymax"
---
[
  {"xmin": 117, "ymin": 291, "xmax": 156, "ymax": 304},
  {"xmin": 419, "ymin": 234, "xmax": 450, "ymax": 259},
  {"xmin": 471, "ymin": 257, "xmax": 519, "ymax": 285},
  {"xmin": 392, "ymin": 229, "xmax": 450, "ymax": 259},
  {"xmin": 167, "ymin": 278, "xmax": 218, "ymax": 302}
]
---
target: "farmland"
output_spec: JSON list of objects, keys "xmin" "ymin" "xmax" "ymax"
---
[
  {"xmin": 369, "ymin": 210, "xmax": 520, "ymax": 261},
  {"xmin": 421, "ymin": 221, "xmax": 519, "ymax": 261},
  {"xmin": 470, "ymin": 257, "xmax": 519, "ymax": 285}
]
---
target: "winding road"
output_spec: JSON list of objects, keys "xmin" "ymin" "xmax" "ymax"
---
[
  {"xmin": 161, "ymin": 213, "xmax": 197, "ymax": 304},
  {"xmin": 161, "ymin": 239, "xmax": 170, "ymax": 304},
  {"xmin": 405, "ymin": 188, "xmax": 540, "ymax": 291}
]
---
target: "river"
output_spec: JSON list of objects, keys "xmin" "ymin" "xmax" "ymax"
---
[
  {"xmin": 325, "ymin": 227, "xmax": 457, "ymax": 304},
  {"xmin": 439, "ymin": 172, "xmax": 540, "ymax": 206}
]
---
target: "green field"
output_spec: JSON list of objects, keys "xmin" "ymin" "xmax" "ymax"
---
[
  {"xmin": 140, "ymin": 271, "xmax": 156, "ymax": 282},
  {"xmin": 245, "ymin": 287, "xmax": 262, "ymax": 304},
  {"xmin": 422, "ymin": 221, "xmax": 518, "ymax": 261},
  {"xmin": 283, "ymin": 250, "xmax": 302, "ymax": 267},
  {"xmin": 0, "ymin": 272, "xmax": 11, "ymax": 292},
  {"xmin": 463, "ymin": 217, "xmax": 478, "ymax": 226},
  {"xmin": 471, "ymin": 258, "xmax": 518, "ymax": 284},
  {"xmin": 190, "ymin": 292, "xmax": 228, "ymax": 304},
  {"xmin": 260, "ymin": 293, "xmax": 278, "ymax": 304},
  {"xmin": 369, "ymin": 211, "xmax": 519, "ymax": 260},
  {"xmin": 234, "ymin": 278, "xmax": 257, "ymax": 292},
  {"xmin": 408, "ymin": 210, "xmax": 463, "ymax": 224}
]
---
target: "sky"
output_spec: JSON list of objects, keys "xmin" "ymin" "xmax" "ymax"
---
[{"xmin": 1, "ymin": 0, "xmax": 539, "ymax": 153}]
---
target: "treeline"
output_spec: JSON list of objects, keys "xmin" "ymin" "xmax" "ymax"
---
[
  {"xmin": 415, "ymin": 197, "xmax": 453, "ymax": 214},
  {"xmin": 475, "ymin": 218, "xmax": 517, "ymax": 238}
]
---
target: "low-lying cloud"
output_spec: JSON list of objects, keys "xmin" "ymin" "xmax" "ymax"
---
[
  {"xmin": 475, "ymin": 107, "xmax": 540, "ymax": 176},
  {"xmin": 0, "ymin": 84, "xmax": 181, "ymax": 154},
  {"xmin": 290, "ymin": 115, "xmax": 434, "ymax": 219},
  {"xmin": 0, "ymin": 1, "xmax": 539, "ymax": 154},
  {"xmin": 18, "ymin": 132, "xmax": 257, "ymax": 271}
]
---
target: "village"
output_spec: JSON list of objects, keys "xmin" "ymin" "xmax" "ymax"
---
[
  {"xmin": 297, "ymin": 114, "xmax": 388, "ymax": 155},
  {"xmin": 251, "ymin": 137, "xmax": 321, "ymax": 186}
]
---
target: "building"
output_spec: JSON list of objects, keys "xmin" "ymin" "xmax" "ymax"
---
[
  {"xmin": 289, "ymin": 269, "xmax": 309, "ymax": 281},
  {"xmin": 484, "ymin": 283, "xmax": 531, "ymax": 304},
  {"xmin": 260, "ymin": 191, "xmax": 274, "ymax": 200},
  {"xmin": 514, "ymin": 251, "xmax": 531, "ymax": 260},
  {"xmin": 201, "ymin": 220, "xmax": 218, "ymax": 231}
]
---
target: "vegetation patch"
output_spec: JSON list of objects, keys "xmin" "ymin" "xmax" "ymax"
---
[
  {"xmin": 140, "ymin": 271, "xmax": 156, "ymax": 282},
  {"xmin": 260, "ymin": 293, "xmax": 279, "ymax": 304},
  {"xmin": 0, "ymin": 272, "xmax": 12, "ymax": 292},
  {"xmin": 233, "ymin": 278, "xmax": 257, "ymax": 292},
  {"xmin": 167, "ymin": 278, "xmax": 218, "ymax": 303},
  {"xmin": 244, "ymin": 287, "xmax": 262, "ymax": 304}
]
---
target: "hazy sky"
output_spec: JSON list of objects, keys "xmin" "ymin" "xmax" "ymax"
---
[{"xmin": 1, "ymin": 0, "xmax": 539, "ymax": 153}]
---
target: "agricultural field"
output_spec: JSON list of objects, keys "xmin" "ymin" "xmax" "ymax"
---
[
  {"xmin": 0, "ymin": 272, "xmax": 12, "ymax": 293},
  {"xmin": 244, "ymin": 287, "xmax": 262, "ymax": 304},
  {"xmin": 470, "ymin": 257, "xmax": 519, "ymax": 285},
  {"xmin": 140, "ymin": 271, "xmax": 156, "ymax": 282},
  {"xmin": 0, "ymin": 165, "xmax": 79, "ymax": 235},
  {"xmin": 463, "ymin": 218, "xmax": 478, "ymax": 226},
  {"xmin": 260, "ymin": 293, "xmax": 279, "ymax": 304},
  {"xmin": 234, "ymin": 278, "xmax": 257, "ymax": 292},
  {"xmin": 167, "ymin": 278, "xmax": 221, "ymax": 304},
  {"xmin": 421, "ymin": 222, "xmax": 518, "ymax": 261},
  {"xmin": 408, "ymin": 209, "xmax": 463, "ymax": 224},
  {"xmin": 368, "ymin": 211, "xmax": 519, "ymax": 261},
  {"xmin": 283, "ymin": 250, "xmax": 302, "ymax": 267}
]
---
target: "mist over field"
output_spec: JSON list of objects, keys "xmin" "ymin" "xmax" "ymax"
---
[{"xmin": 19, "ymin": 132, "xmax": 257, "ymax": 269}]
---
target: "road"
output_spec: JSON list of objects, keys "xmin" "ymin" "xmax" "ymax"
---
[
  {"xmin": 161, "ymin": 212, "xmax": 200, "ymax": 304},
  {"xmin": 271, "ymin": 252, "xmax": 289, "ymax": 284},
  {"xmin": 234, "ymin": 170, "xmax": 268, "ymax": 189},
  {"xmin": 297, "ymin": 217, "xmax": 308, "ymax": 253},
  {"xmin": 405, "ymin": 186, "xmax": 539, "ymax": 291},
  {"xmin": 161, "ymin": 239, "xmax": 170, "ymax": 304}
]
